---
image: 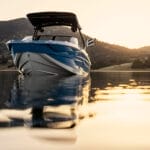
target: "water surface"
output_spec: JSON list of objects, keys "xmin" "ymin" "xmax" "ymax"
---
[{"xmin": 0, "ymin": 71, "xmax": 150, "ymax": 149}]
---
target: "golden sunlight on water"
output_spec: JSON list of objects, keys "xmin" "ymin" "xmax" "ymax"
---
[
  {"xmin": 93, "ymin": 79, "xmax": 150, "ymax": 101},
  {"xmin": 78, "ymin": 78, "xmax": 150, "ymax": 150}
]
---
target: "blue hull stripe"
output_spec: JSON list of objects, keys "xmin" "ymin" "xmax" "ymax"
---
[{"xmin": 8, "ymin": 42, "xmax": 90, "ymax": 73}]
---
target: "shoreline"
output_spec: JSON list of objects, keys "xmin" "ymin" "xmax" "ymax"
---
[
  {"xmin": 92, "ymin": 69, "xmax": 150, "ymax": 72},
  {"xmin": 92, "ymin": 63, "xmax": 150, "ymax": 72},
  {"xmin": 0, "ymin": 64, "xmax": 18, "ymax": 72},
  {"xmin": 0, "ymin": 70, "xmax": 18, "ymax": 72},
  {"xmin": 0, "ymin": 63, "xmax": 150, "ymax": 73}
]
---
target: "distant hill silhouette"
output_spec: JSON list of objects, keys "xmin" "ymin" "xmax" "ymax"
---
[
  {"xmin": 0, "ymin": 18, "xmax": 149, "ymax": 69},
  {"xmin": 0, "ymin": 18, "xmax": 33, "ymax": 57},
  {"xmin": 0, "ymin": 18, "xmax": 33, "ymax": 41}
]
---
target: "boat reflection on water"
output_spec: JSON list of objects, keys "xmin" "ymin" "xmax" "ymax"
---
[{"xmin": 0, "ymin": 74, "xmax": 91, "ymax": 129}]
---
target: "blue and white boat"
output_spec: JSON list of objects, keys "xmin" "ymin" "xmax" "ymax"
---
[{"xmin": 7, "ymin": 12, "xmax": 92, "ymax": 75}]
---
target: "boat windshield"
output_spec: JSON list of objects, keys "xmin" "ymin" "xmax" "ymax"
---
[{"xmin": 33, "ymin": 26, "xmax": 85, "ymax": 49}]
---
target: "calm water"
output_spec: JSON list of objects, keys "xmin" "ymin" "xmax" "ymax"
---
[{"xmin": 0, "ymin": 71, "xmax": 150, "ymax": 149}]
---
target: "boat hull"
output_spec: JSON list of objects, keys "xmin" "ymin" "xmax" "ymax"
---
[
  {"xmin": 7, "ymin": 41, "xmax": 91, "ymax": 75},
  {"xmin": 15, "ymin": 52, "xmax": 76, "ymax": 75}
]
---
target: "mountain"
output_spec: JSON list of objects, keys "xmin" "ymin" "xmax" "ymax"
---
[
  {"xmin": 0, "ymin": 18, "xmax": 33, "ymax": 41},
  {"xmin": 0, "ymin": 18, "xmax": 149, "ymax": 69},
  {"xmin": 0, "ymin": 18, "xmax": 33, "ymax": 56}
]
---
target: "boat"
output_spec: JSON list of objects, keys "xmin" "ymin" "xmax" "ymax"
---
[{"xmin": 7, "ymin": 12, "xmax": 92, "ymax": 76}]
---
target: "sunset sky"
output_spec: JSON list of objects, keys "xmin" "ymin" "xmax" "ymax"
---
[{"xmin": 1, "ymin": 0, "xmax": 150, "ymax": 48}]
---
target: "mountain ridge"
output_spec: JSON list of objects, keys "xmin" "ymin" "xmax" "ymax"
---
[{"xmin": 0, "ymin": 18, "xmax": 149, "ymax": 69}]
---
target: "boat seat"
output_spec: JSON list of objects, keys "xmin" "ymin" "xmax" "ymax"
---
[{"xmin": 70, "ymin": 37, "xmax": 78, "ymax": 46}]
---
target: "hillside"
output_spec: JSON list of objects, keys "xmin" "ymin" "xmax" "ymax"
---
[
  {"xmin": 0, "ymin": 18, "xmax": 33, "ymax": 41},
  {"xmin": 0, "ymin": 18, "xmax": 149, "ymax": 70},
  {"xmin": 0, "ymin": 18, "xmax": 33, "ymax": 55},
  {"xmin": 97, "ymin": 63, "xmax": 133, "ymax": 71}
]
